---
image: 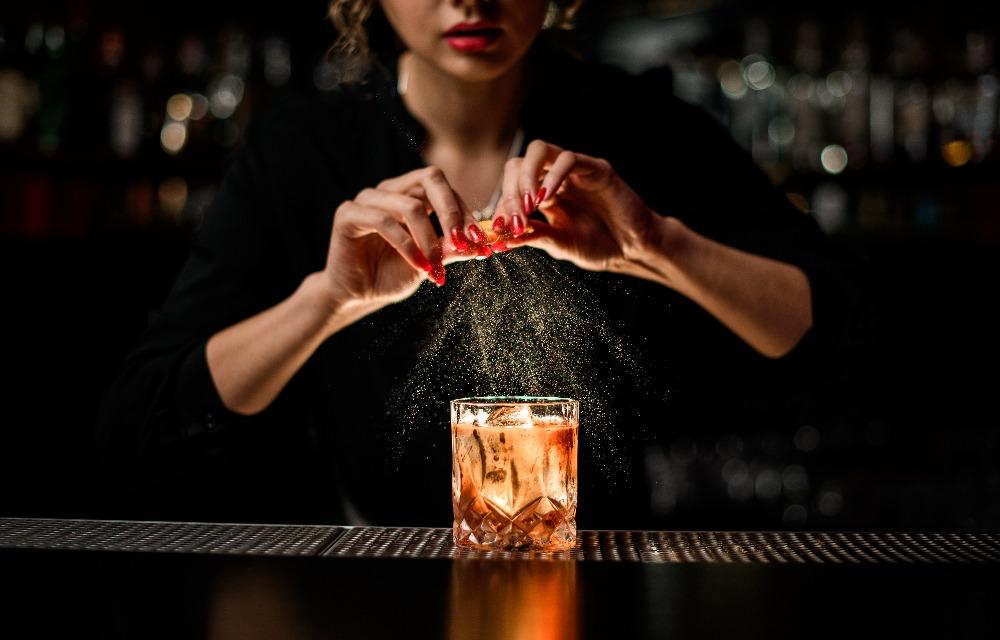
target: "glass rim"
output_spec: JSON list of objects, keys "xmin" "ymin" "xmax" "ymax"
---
[{"xmin": 451, "ymin": 395, "xmax": 578, "ymax": 408}]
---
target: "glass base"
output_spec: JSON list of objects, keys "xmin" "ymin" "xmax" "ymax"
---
[{"xmin": 452, "ymin": 498, "xmax": 577, "ymax": 552}]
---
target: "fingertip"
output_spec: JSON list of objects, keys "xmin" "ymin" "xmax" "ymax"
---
[
  {"xmin": 433, "ymin": 255, "xmax": 446, "ymax": 284},
  {"xmin": 534, "ymin": 186, "xmax": 548, "ymax": 207},
  {"xmin": 449, "ymin": 226, "xmax": 470, "ymax": 252},
  {"xmin": 510, "ymin": 214, "xmax": 525, "ymax": 237},
  {"xmin": 414, "ymin": 252, "xmax": 433, "ymax": 275},
  {"xmin": 521, "ymin": 192, "xmax": 533, "ymax": 215},
  {"xmin": 467, "ymin": 223, "xmax": 486, "ymax": 245}
]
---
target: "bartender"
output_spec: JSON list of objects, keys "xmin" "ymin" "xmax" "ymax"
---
[{"xmin": 97, "ymin": 0, "xmax": 867, "ymax": 526}]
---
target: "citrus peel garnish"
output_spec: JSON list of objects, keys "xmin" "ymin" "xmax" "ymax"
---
[{"xmin": 476, "ymin": 218, "xmax": 534, "ymax": 245}]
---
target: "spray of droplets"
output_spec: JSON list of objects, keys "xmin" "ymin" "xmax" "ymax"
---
[{"xmin": 375, "ymin": 247, "xmax": 671, "ymax": 488}]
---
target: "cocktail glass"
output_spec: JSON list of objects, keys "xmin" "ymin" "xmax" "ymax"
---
[{"xmin": 451, "ymin": 396, "xmax": 578, "ymax": 551}]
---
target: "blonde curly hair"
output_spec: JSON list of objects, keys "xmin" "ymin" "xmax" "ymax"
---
[{"xmin": 326, "ymin": 0, "xmax": 584, "ymax": 83}]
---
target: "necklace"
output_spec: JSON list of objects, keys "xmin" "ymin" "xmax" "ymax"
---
[{"xmin": 397, "ymin": 57, "xmax": 524, "ymax": 221}]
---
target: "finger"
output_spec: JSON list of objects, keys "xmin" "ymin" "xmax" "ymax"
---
[
  {"xmin": 520, "ymin": 139, "xmax": 563, "ymax": 211},
  {"xmin": 375, "ymin": 169, "xmax": 429, "ymax": 197},
  {"xmin": 539, "ymin": 150, "xmax": 612, "ymax": 205},
  {"xmin": 355, "ymin": 188, "xmax": 445, "ymax": 283},
  {"xmin": 336, "ymin": 201, "xmax": 440, "ymax": 283},
  {"xmin": 380, "ymin": 166, "xmax": 488, "ymax": 258},
  {"xmin": 536, "ymin": 150, "xmax": 578, "ymax": 208},
  {"xmin": 416, "ymin": 166, "xmax": 484, "ymax": 253},
  {"xmin": 501, "ymin": 218, "xmax": 564, "ymax": 253},
  {"xmin": 377, "ymin": 166, "xmax": 475, "ymax": 253},
  {"xmin": 442, "ymin": 241, "xmax": 493, "ymax": 265},
  {"xmin": 497, "ymin": 156, "xmax": 527, "ymax": 238},
  {"xmin": 402, "ymin": 184, "xmax": 434, "ymax": 214}
]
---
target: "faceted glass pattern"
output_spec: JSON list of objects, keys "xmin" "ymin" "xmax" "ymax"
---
[{"xmin": 451, "ymin": 397, "xmax": 578, "ymax": 551}]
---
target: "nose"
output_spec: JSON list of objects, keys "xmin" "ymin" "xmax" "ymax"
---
[
  {"xmin": 450, "ymin": 0, "xmax": 497, "ymax": 21},
  {"xmin": 451, "ymin": 0, "xmax": 494, "ymax": 9}
]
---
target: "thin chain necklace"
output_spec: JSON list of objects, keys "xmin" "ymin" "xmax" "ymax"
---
[{"xmin": 398, "ymin": 56, "xmax": 524, "ymax": 220}]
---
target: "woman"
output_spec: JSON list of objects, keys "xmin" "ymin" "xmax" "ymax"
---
[{"xmin": 97, "ymin": 0, "xmax": 864, "ymax": 525}]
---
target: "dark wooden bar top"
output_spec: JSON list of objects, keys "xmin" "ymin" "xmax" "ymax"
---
[{"xmin": 1, "ymin": 518, "xmax": 998, "ymax": 638}]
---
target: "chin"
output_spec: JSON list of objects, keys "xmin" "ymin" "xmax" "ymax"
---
[{"xmin": 439, "ymin": 55, "xmax": 520, "ymax": 83}]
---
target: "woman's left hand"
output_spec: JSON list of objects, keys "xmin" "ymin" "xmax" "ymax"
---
[
  {"xmin": 489, "ymin": 139, "xmax": 671, "ymax": 275},
  {"xmin": 488, "ymin": 140, "xmax": 815, "ymax": 359}
]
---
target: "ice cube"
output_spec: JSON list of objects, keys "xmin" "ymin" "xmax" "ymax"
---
[
  {"xmin": 480, "ymin": 430, "xmax": 513, "ymax": 514},
  {"xmin": 532, "ymin": 415, "xmax": 565, "ymax": 429},
  {"xmin": 485, "ymin": 404, "xmax": 533, "ymax": 428}
]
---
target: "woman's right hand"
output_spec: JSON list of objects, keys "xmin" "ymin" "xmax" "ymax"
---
[{"xmin": 320, "ymin": 166, "xmax": 489, "ymax": 308}]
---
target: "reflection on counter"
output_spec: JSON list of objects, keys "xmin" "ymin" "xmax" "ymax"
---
[{"xmin": 448, "ymin": 560, "xmax": 578, "ymax": 640}]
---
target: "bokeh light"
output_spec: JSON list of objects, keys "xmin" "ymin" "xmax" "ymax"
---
[
  {"xmin": 208, "ymin": 74, "xmax": 244, "ymax": 119},
  {"xmin": 820, "ymin": 144, "xmax": 849, "ymax": 174},
  {"xmin": 160, "ymin": 121, "xmax": 187, "ymax": 154},
  {"xmin": 718, "ymin": 59, "xmax": 747, "ymax": 99},
  {"xmin": 166, "ymin": 93, "xmax": 193, "ymax": 122},
  {"xmin": 158, "ymin": 177, "xmax": 188, "ymax": 219},
  {"xmin": 942, "ymin": 140, "xmax": 973, "ymax": 167},
  {"xmin": 743, "ymin": 56, "xmax": 775, "ymax": 91}
]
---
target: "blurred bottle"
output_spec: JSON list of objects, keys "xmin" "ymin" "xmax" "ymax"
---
[
  {"xmin": 27, "ymin": 20, "xmax": 75, "ymax": 157},
  {"xmin": 836, "ymin": 17, "xmax": 870, "ymax": 169},
  {"xmin": 0, "ymin": 24, "xmax": 40, "ymax": 147},
  {"xmin": 788, "ymin": 19, "xmax": 824, "ymax": 173},
  {"xmin": 101, "ymin": 28, "xmax": 144, "ymax": 161},
  {"xmin": 206, "ymin": 25, "xmax": 249, "ymax": 150},
  {"xmin": 889, "ymin": 26, "xmax": 931, "ymax": 164},
  {"xmin": 966, "ymin": 32, "xmax": 997, "ymax": 163}
]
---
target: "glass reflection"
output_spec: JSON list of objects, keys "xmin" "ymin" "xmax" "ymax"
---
[
  {"xmin": 208, "ymin": 564, "xmax": 310, "ymax": 640},
  {"xmin": 447, "ymin": 559, "xmax": 579, "ymax": 640}
]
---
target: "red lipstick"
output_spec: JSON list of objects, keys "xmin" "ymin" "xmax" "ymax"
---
[{"xmin": 443, "ymin": 21, "xmax": 502, "ymax": 53}]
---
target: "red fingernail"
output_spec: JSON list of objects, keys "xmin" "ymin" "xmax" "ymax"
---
[
  {"xmin": 534, "ymin": 187, "xmax": 547, "ymax": 207},
  {"xmin": 467, "ymin": 223, "xmax": 485, "ymax": 244},
  {"xmin": 492, "ymin": 216, "xmax": 506, "ymax": 232},
  {"xmin": 415, "ymin": 252, "xmax": 433, "ymax": 273},
  {"xmin": 511, "ymin": 214, "xmax": 525, "ymax": 237},
  {"xmin": 432, "ymin": 246, "xmax": 446, "ymax": 285},
  {"xmin": 492, "ymin": 240, "xmax": 509, "ymax": 253},
  {"xmin": 450, "ymin": 226, "xmax": 469, "ymax": 251},
  {"xmin": 521, "ymin": 192, "xmax": 533, "ymax": 214}
]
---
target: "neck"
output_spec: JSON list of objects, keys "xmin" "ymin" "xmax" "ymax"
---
[{"xmin": 399, "ymin": 51, "xmax": 530, "ymax": 153}]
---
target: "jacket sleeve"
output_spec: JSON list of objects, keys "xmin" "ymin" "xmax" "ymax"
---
[
  {"xmin": 627, "ymin": 67, "xmax": 879, "ymax": 359},
  {"xmin": 95, "ymin": 111, "xmax": 295, "ymax": 470}
]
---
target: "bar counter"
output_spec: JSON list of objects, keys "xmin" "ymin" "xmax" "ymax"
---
[{"xmin": 2, "ymin": 518, "xmax": 998, "ymax": 638}]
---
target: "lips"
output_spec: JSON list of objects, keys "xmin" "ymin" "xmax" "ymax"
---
[
  {"xmin": 445, "ymin": 27, "xmax": 502, "ymax": 37},
  {"xmin": 443, "ymin": 20, "xmax": 501, "ymax": 36},
  {"xmin": 443, "ymin": 21, "xmax": 502, "ymax": 52}
]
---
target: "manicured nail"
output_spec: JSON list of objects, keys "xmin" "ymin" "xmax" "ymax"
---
[
  {"xmin": 432, "ymin": 246, "xmax": 446, "ymax": 285},
  {"xmin": 492, "ymin": 216, "xmax": 506, "ymax": 232},
  {"xmin": 534, "ymin": 187, "xmax": 547, "ymax": 207},
  {"xmin": 414, "ymin": 252, "xmax": 433, "ymax": 274},
  {"xmin": 477, "ymin": 244, "xmax": 494, "ymax": 257},
  {"xmin": 467, "ymin": 223, "xmax": 486, "ymax": 244},
  {"xmin": 521, "ymin": 192, "xmax": 533, "ymax": 215},
  {"xmin": 511, "ymin": 214, "xmax": 525, "ymax": 237},
  {"xmin": 450, "ymin": 226, "xmax": 469, "ymax": 251}
]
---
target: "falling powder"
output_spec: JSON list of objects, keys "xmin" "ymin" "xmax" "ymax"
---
[{"xmin": 371, "ymin": 247, "xmax": 671, "ymax": 488}]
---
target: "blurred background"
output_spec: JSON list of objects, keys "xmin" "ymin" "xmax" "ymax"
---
[{"xmin": 1, "ymin": 0, "xmax": 998, "ymax": 530}]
